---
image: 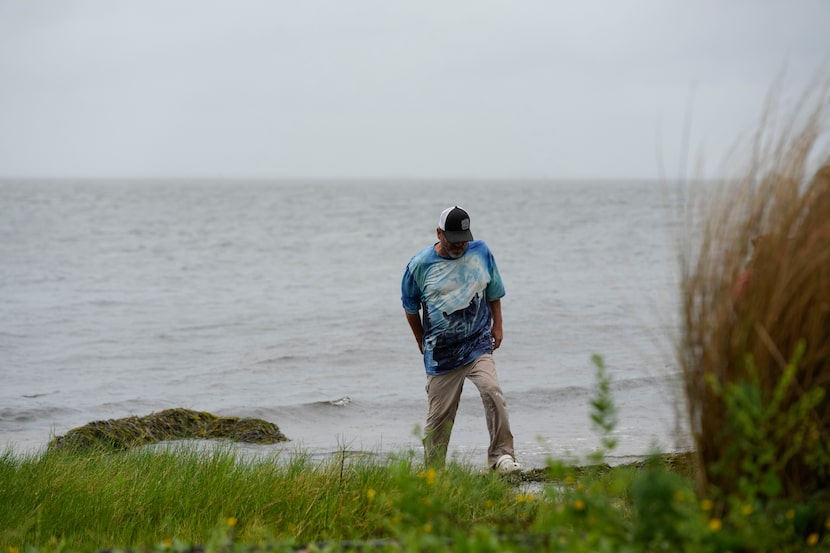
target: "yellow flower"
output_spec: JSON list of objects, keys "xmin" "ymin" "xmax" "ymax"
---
[
  {"xmin": 564, "ymin": 476, "xmax": 576, "ymax": 485},
  {"xmin": 708, "ymin": 518, "xmax": 722, "ymax": 532},
  {"xmin": 162, "ymin": 538, "xmax": 173, "ymax": 548},
  {"xmin": 700, "ymin": 499, "xmax": 713, "ymax": 511},
  {"xmin": 786, "ymin": 509, "xmax": 795, "ymax": 520},
  {"xmin": 8, "ymin": 547, "xmax": 20, "ymax": 553},
  {"xmin": 226, "ymin": 516, "xmax": 237, "ymax": 527},
  {"xmin": 366, "ymin": 488, "xmax": 376, "ymax": 501},
  {"xmin": 807, "ymin": 533, "xmax": 819, "ymax": 546},
  {"xmin": 516, "ymin": 493, "xmax": 534, "ymax": 503},
  {"xmin": 741, "ymin": 504, "xmax": 753, "ymax": 516},
  {"xmin": 418, "ymin": 468, "xmax": 437, "ymax": 486},
  {"xmin": 485, "ymin": 500, "xmax": 494, "ymax": 509},
  {"xmin": 572, "ymin": 499, "xmax": 585, "ymax": 511},
  {"xmin": 423, "ymin": 523, "xmax": 432, "ymax": 533}
]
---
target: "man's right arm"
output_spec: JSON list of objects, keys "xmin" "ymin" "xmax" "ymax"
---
[{"xmin": 405, "ymin": 311, "xmax": 424, "ymax": 354}]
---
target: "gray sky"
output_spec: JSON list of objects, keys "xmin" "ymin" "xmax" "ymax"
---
[{"xmin": 1, "ymin": 1, "xmax": 828, "ymax": 180}]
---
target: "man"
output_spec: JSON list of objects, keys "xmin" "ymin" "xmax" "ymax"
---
[{"xmin": 401, "ymin": 206, "xmax": 520, "ymax": 472}]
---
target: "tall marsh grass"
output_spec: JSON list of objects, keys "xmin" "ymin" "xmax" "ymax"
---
[{"xmin": 678, "ymin": 81, "xmax": 830, "ymax": 503}]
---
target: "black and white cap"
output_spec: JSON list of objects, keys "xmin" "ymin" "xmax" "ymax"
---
[{"xmin": 438, "ymin": 206, "xmax": 473, "ymax": 243}]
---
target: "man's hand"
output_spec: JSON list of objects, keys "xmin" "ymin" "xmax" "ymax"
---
[
  {"xmin": 491, "ymin": 326, "xmax": 503, "ymax": 350},
  {"xmin": 489, "ymin": 299, "xmax": 503, "ymax": 350}
]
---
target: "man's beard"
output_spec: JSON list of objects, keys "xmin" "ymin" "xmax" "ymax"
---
[{"xmin": 444, "ymin": 243, "xmax": 468, "ymax": 259}]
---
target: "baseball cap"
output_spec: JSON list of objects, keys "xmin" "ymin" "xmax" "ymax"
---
[{"xmin": 438, "ymin": 206, "xmax": 474, "ymax": 242}]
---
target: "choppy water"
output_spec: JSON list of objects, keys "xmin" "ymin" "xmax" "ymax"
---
[{"xmin": 0, "ymin": 179, "xmax": 689, "ymax": 468}]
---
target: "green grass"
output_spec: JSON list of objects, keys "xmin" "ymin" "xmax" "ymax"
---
[
  {"xmin": 0, "ymin": 445, "xmax": 535, "ymax": 552},
  {"xmin": 1, "ymin": 444, "xmax": 827, "ymax": 553}
]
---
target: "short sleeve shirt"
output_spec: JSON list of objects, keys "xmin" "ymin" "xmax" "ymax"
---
[{"xmin": 401, "ymin": 240, "xmax": 505, "ymax": 375}]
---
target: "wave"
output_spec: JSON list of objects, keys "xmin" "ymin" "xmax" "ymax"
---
[
  {"xmin": 517, "ymin": 374, "xmax": 680, "ymax": 402},
  {"xmin": 0, "ymin": 405, "xmax": 82, "ymax": 425},
  {"xmin": 314, "ymin": 396, "xmax": 352, "ymax": 407}
]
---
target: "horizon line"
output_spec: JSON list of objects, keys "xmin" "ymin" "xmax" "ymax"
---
[{"xmin": 0, "ymin": 175, "xmax": 702, "ymax": 184}]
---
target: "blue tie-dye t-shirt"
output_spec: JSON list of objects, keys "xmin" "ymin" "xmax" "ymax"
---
[{"xmin": 401, "ymin": 240, "xmax": 506, "ymax": 375}]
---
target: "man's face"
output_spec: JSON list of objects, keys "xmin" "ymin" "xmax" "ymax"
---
[{"xmin": 438, "ymin": 230, "xmax": 469, "ymax": 259}]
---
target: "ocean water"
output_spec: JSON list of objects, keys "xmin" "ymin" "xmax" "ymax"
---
[{"xmin": 0, "ymin": 179, "xmax": 689, "ymax": 468}]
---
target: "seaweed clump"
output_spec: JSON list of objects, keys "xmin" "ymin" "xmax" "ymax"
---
[{"xmin": 49, "ymin": 408, "xmax": 290, "ymax": 451}]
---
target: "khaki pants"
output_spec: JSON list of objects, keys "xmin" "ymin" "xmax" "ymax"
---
[{"xmin": 423, "ymin": 353, "xmax": 515, "ymax": 468}]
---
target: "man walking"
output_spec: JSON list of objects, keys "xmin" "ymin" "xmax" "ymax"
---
[{"xmin": 401, "ymin": 206, "xmax": 520, "ymax": 472}]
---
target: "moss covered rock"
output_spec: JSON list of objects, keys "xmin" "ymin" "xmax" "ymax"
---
[{"xmin": 50, "ymin": 408, "xmax": 289, "ymax": 451}]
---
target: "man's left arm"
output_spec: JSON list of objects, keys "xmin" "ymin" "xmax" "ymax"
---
[{"xmin": 489, "ymin": 298, "xmax": 503, "ymax": 349}]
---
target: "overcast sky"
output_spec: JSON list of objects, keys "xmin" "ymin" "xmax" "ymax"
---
[{"xmin": 1, "ymin": 1, "xmax": 828, "ymax": 180}]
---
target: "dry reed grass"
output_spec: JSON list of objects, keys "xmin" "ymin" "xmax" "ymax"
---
[{"xmin": 678, "ymin": 80, "xmax": 830, "ymax": 500}]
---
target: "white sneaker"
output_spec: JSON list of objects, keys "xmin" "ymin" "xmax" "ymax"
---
[{"xmin": 494, "ymin": 454, "xmax": 522, "ymax": 474}]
